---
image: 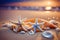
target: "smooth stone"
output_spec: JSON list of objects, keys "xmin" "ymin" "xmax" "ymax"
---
[
  {"xmin": 56, "ymin": 28, "xmax": 60, "ymax": 32},
  {"xmin": 42, "ymin": 31, "xmax": 53, "ymax": 39}
]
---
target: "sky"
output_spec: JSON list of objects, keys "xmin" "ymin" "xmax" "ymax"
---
[
  {"xmin": 0, "ymin": 0, "xmax": 60, "ymax": 5},
  {"xmin": 0, "ymin": 0, "xmax": 34, "ymax": 4}
]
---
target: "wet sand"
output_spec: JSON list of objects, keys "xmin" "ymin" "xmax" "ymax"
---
[{"xmin": 0, "ymin": 27, "xmax": 60, "ymax": 40}]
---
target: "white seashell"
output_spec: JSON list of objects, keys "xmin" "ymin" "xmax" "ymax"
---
[
  {"xmin": 28, "ymin": 30, "xmax": 34, "ymax": 35},
  {"xmin": 19, "ymin": 31, "xmax": 25, "ymax": 34}
]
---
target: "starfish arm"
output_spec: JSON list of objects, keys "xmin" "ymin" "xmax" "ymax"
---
[
  {"xmin": 37, "ymin": 26, "xmax": 43, "ymax": 32},
  {"xmin": 39, "ymin": 22, "xmax": 45, "ymax": 25},
  {"xmin": 27, "ymin": 22, "xmax": 34, "ymax": 25},
  {"xmin": 9, "ymin": 21, "xmax": 18, "ymax": 25}
]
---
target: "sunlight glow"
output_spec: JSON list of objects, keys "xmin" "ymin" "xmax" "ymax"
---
[{"xmin": 45, "ymin": 7, "xmax": 52, "ymax": 10}]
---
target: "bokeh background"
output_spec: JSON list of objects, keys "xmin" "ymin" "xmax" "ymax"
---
[{"xmin": 0, "ymin": 0, "xmax": 60, "ymax": 26}]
